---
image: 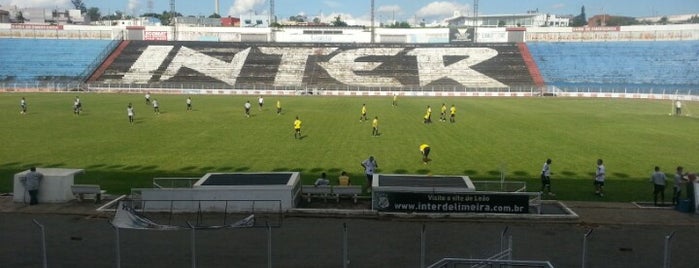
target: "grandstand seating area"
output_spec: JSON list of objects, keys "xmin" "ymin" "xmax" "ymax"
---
[
  {"xmin": 527, "ymin": 41, "xmax": 699, "ymax": 93},
  {"xmin": 3, "ymin": 38, "xmax": 698, "ymax": 93},
  {"xmin": 92, "ymin": 42, "xmax": 537, "ymax": 90},
  {"xmin": 0, "ymin": 38, "xmax": 114, "ymax": 83}
]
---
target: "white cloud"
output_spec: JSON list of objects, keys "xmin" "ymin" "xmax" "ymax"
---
[
  {"xmin": 128, "ymin": 0, "xmax": 140, "ymax": 13},
  {"xmin": 323, "ymin": 1, "xmax": 342, "ymax": 9},
  {"xmin": 377, "ymin": 5, "xmax": 402, "ymax": 14},
  {"xmin": 552, "ymin": 3, "xmax": 566, "ymax": 10},
  {"xmin": 415, "ymin": 1, "xmax": 469, "ymax": 18},
  {"xmin": 228, "ymin": 0, "xmax": 266, "ymax": 16},
  {"xmin": 1, "ymin": 0, "xmax": 70, "ymax": 9}
]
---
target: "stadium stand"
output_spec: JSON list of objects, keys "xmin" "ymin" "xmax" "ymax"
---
[
  {"xmin": 90, "ymin": 42, "xmax": 538, "ymax": 90},
  {"xmin": 0, "ymin": 39, "xmax": 116, "ymax": 85},
  {"xmin": 527, "ymin": 41, "xmax": 699, "ymax": 93}
]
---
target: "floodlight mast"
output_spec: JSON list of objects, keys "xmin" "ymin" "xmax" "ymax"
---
[
  {"xmin": 170, "ymin": 0, "xmax": 177, "ymax": 41},
  {"xmin": 370, "ymin": 0, "xmax": 375, "ymax": 43},
  {"xmin": 473, "ymin": 0, "xmax": 478, "ymax": 43}
]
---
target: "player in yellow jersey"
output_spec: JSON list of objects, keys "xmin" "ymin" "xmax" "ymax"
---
[
  {"xmin": 360, "ymin": 104, "xmax": 367, "ymax": 122},
  {"xmin": 392, "ymin": 94, "xmax": 398, "ymax": 107},
  {"xmin": 372, "ymin": 116, "xmax": 379, "ymax": 136},
  {"xmin": 419, "ymin": 144, "xmax": 431, "ymax": 164},
  {"xmin": 423, "ymin": 105, "xmax": 432, "ymax": 124},
  {"xmin": 276, "ymin": 100, "xmax": 282, "ymax": 115},
  {"xmin": 450, "ymin": 104, "xmax": 456, "ymax": 123},
  {"xmin": 293, "ymin": 116, "xmax": 302, "ymax": 139},
  {"xmin": 440, "ymin": 103, "xmax": 447, "ymax": 122}
]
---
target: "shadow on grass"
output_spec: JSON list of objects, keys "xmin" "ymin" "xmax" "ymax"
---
[
  {"xmin": 416, "ymin": 169, "xmax": 430, "ymax": 174},
  {"xmin": 513, "ymin": 170, "xmax": 529, "ymax": 177},
  {"xmin": 123, "ymin": 165, "xmax": 142, "ymax": 171},
  {"xmin": 487, "ymin": 170, "xmax": 501, "ymax": 176},
  {"xmin": 234, "ymin": 167, "xmax": 250, "ymax": 172},
  {"xmin": 180, "ymin": 166, "xmax": 197, "ymax": 171},
  {"xmin": 45, "ymin": 163, "xmax": 66, "ymax": 168},
  {"xmin": 393, "ymin": 169, "xmax": 408, "ymax": 174},
  {"xmin": 613, "ymin": 172, "xmax": 629, "ymax": 178},
  {"xmin": 463, "ymin": 170, "xmax": 478, "ymax": 176},
  {"xmin": 327, "ymin": 168, "xmax": 342, "ymax": 173},
  {"xmin": 310, "ymin": 167, "xmax": 324, "ymax": 173},
  {"xmin": 561, "ymin": 171, "xmax": 576, "ymax": 176}
]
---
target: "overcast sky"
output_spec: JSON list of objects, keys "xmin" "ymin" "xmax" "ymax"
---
[{"xmin": 2, "ymin": 0, "xmax": 698, "ymax": 24}]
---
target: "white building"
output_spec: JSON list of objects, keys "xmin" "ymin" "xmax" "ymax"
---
[{"xmin": 445, "ymin": 12, "xmax": 569, "ymax": 28}]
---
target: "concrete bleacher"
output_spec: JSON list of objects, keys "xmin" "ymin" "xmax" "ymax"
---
[
  {"xmin": 527, "ymin": 41, "xmax": 699, "ymax": 93},
  {"xmin": 0, "ymin": 38, "xmax": 114, "ymax": 84},
  {"xmin": 91, "ymin": 42, "xmax": 538, "ymax": 90}
]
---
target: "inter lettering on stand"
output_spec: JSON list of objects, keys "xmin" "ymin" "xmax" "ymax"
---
[{"xmin": 118, "ymin": 45, "xmax": 509, "ymax": 88}]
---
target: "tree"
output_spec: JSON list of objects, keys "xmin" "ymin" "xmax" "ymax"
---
[
  {"xmin": 689, "ymin": 15, "xmax": 699, "ymax": 24},
  {"xmin": 209, "ymin": 13, "xmax": 221, "ymax": 18},
  {"xmin": 331, "ymin": 15, "xmax": 347, "ymax": 27},
  {"xmin": 658, "ymin": 16, "xmax": 669, "ymax": 25},
  {"xmin": 312, "ymin": 17, "xmax": 320, "ymax": 24},
  {"xmin": 15, "ymin": 11, "xmax": 25, "ymax": 23},
  {"xmin": 497, "ymin": 20, "xmax": 506, "ymax": 27},
  {"xmin": 87, "ymin": 7, "xmax": 101, "ymax": 21},
  {"xmin": 71, "ymin": 0, "xmax": 87, "ymax": 14},
  {"xmin": 386, "ymin": 21, "xmax": 411, "ymax": 28},
  {"xmin": 570, "ymin": 5, "xmax": 587, "ymax": 27}
]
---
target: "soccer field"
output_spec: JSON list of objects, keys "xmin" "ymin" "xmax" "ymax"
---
[{"xmin": 1, "ymin": 93, "xmax": 697, "ymax": 202}]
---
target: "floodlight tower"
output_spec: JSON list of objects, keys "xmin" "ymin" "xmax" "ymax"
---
[
  {"xmin": 270, "ymin": 0, "xmax": 275, "ymax": 23},
  {"xmin": 370, "ymin": 0, "xmax": 375, "ymax": 43},
  {"xmin": 473, "ymin": 0, "xmax": 479, "ymax": 43},
  {"xmin": 170, "ymin": 0, "xmax": 177, "ymax": 40}
]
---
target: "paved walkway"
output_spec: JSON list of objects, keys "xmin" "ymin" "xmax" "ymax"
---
[{"xmin": 1, "ymin": 196, "xmax": 698, "ymax": 267}]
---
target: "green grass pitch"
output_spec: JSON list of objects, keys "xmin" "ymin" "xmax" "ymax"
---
[{"xmin": 1, "ymin": 93, "xmax": 697, "ymax": 202}]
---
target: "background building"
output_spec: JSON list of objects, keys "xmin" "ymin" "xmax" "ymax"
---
[{"xmin": 445, "ymin": 11, "xmax": 569, "ymax": 27}]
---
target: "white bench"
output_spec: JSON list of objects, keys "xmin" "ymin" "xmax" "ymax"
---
[
  {"xmin": 71, "ymin": 184, "xmax": 104, "ymax": 203},
  {"xmin": 302, "ymin": 185, "xmax": 332, "ymax": 202},
  {"xmin": 332, "ymin": 186, "xmax": 362, "ymax": 203}
]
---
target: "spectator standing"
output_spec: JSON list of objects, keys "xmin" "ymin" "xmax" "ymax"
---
[
  {"xmin": 650, "ymin": 166, "xmax": 667, "ymax": 206},
  {"xmin": 20, "ymin": 167, "xmax": 43, "ymax": 205},
  {"xmin": 594, "ymin": 159, "xmax": 606, "ymax": 197},
  {"xmin": 361, "ymin": 156, "xmax": 378, "ymax": 192},
  {"xmin": 541, "ymin": 158, "xmax": 554, "ymax": 196},
  {"xmin": 673, "ymin": 166, "xmax": 688, "ymax": 206}
]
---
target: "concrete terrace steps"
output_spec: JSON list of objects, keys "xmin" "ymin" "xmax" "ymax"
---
[{"xmin": 91, "ymin": 42, "xmax": 538, "ymax": 90}]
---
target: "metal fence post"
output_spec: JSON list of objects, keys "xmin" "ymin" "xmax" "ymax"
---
[
  {"xmin": 420, "ymin": 224, "xmax": 426, "ymax": 268},
  {"xmin": 581, "ymin": 228, "xmax": 593, "ymax": 268},
  {"xmin": 113, "ymin": 225, "xmax": 121, "ymax": 268},
  {"xmin": 32, "ymin": 219, "xmax": 48, "ymax": 268},
  {"xmin": 343, "ymin": 223, "xmax": 349, "ymax": 268},
  {"xmin": 267, "ymin": 221, "xmax": 273, "ymax": 268},
  {"xmin": 663, "ymin": 231, "xmax": 676, "ymax": 268}
]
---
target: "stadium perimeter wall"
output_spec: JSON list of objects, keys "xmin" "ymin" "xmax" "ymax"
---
[{"xmin": 2, "ymin": 23, "xmax": 699, "ymax": 43}]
